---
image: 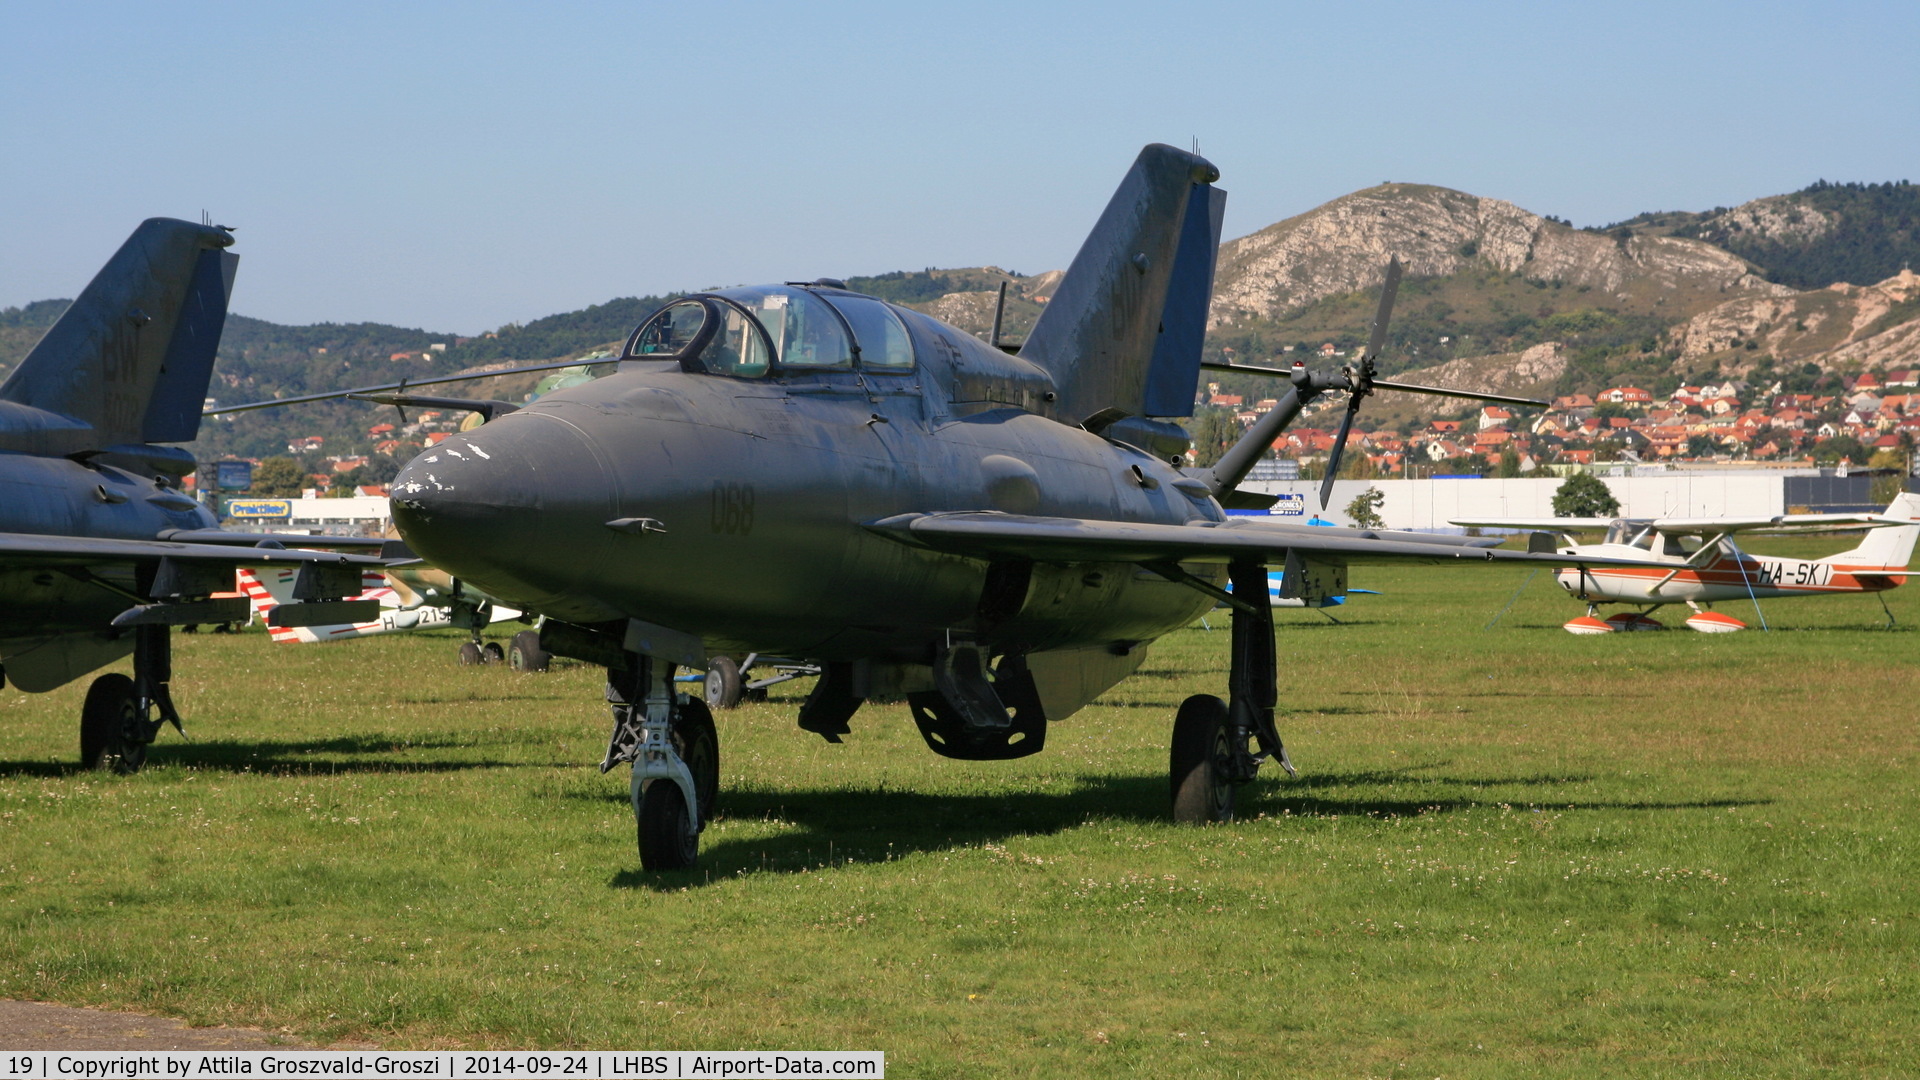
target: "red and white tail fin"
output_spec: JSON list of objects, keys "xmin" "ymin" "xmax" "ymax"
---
[
  {"xmin": 1828, "ymin": 491, "xmax": 1920, "ymax": 570},
  {"xmin": 234, "ymin": 566, "xmax": 396, "ymax": 644},
  {"xmin": 235, "ymin": 567, "xmax": 303, "ymax": 642}
]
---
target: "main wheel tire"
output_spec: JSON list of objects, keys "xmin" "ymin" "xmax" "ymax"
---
[
  {"xmin": 508, "ymin": 630, "xmax": 550, "ymax": 672},
  {"xmin": 457, "ymin": 641, "xmax": 484, "ymax": 666},
  {"xmin": 1170, "ymin": 694, "xmax": 1234, "ymax": 824},
  {"xmin": 637, "ymin": 780, "xmax": 699, "ymax": 870},
  {"xmin": 481, "ymin": 641, "xmax": 505, "ymax": 665},
  {"xmin": 80, "ymin": 674, "xmax": 144, "ymax": 775},
  {"xmin": 672, "ymin": 699, "xmax": 721, "ymax": 827},
  {"xmin": 703, "ymin": 656, "xmax": 744, "ymax": 710}
]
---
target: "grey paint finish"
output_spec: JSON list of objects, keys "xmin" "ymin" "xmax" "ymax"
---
[
  {"xmin": 0, "ymin": 220, "xmax": 384, "ymax": 697},
  {"xmin": 1018, "ymin": 144, "xmax": 1222, "ymax": 426},
  {"xmin": 1, "ymin": 219, "xmax": 236, "ymax": 456}
]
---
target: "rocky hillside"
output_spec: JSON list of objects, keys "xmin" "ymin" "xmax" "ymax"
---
[
  {"xmin": 1210, "ymin": 183, "xmax": 1783, "ymax": 326},
  {"xmin": 1194, "ymin": 181, "xmax": 1920, "ymax": 424},
  {"xmin": 1609, "ymin": 180, "xmax": 1920, "ymax": 290},
  {"xmin": 1668, "ymin": 268, "xmax": 1920, "ymax": 373},
  {"xmin": 846, "ymin": 266, "xmax": 1060, "ymax": 341}
]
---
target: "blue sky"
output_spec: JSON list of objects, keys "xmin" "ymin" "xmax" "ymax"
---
[{"xmin": 4, "ymin": 1, "xmax": 1915, "ymax": 334}]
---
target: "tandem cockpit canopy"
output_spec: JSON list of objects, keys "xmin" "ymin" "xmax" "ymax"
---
[{"xmin": 624, "ymin": 285, "xmax": 915, "ymax": 378}]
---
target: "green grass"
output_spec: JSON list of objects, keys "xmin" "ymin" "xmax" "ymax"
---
[{"xmin": 1, "ymin": 536, "xmax": 1916, "ymax": 1076}]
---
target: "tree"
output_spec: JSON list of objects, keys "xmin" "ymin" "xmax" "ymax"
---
[
  {"xmin": 1180, "ymin": 409, "xmax": 1240, "ymax": 468},
  {"xmin": 1687, "ymin": 434, "xmax": 1718, "ymax": 458},
  {"xmin": 1494, "ymin": 448, "xmax": 1522, "ymax": 477},
  {"xmin": 1813, "ymin": 435, "xmax": 1869, "ymax": 466},
  {"xmin": 250, "ymin": 456, "xmax": 306, "ymax": 497},
  {"xmin": 1552, "ymin": 472, "xmax": 1619, "ymax": 518},
  {"xmin": 1346, "ymin": 486, "xmax": 1386, "ymax": 530}
]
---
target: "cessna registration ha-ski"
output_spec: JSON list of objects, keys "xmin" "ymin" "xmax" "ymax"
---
[
  {"xmin": 217, "ymin": 144, "xmax": 1634, "ymax": 870},
  {"xmin": 0, "ymin": 218, "xmax": 388, "ymax": 771},
  {"xmin": 1454, "ymin": 492, "xmax": 1920, "ymax": 633}
]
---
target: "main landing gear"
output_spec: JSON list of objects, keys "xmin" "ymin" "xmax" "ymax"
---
[
  {"xmin": 452, "ymin": 601, "xmax": 519, "ymax": 667},
  {"xmin": 701, "ymin": 653, "xmax": 808, "ymax": 710},
  {"xmin": 602, "ymin": 653, "xmax": 719, "ymax": 870},
  {"xmin": 457, "ymin": 631, "xmax": 553, "ymax": 671},
  {"xmin": 79, "ymin": 625, "xmax": 186, "ymax": 774},
  {"xmin": 1161, "ymin": 559, "xmax": 1295, "ymax": 823}
]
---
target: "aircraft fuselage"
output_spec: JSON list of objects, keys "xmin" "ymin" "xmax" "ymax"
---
[
  {"xmin": 392, "ymin": 358, "xmax": 1221, "ymax": 663},
  {"xmin": 0, "ymin": 454, "xmax": 215, "ymax": 640},
  {"xmin": 1556, "ymin": 544, "xmax": 1904, "ymax": 604}
]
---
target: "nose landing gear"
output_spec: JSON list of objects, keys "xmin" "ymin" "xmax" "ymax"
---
[{"xmin": 601, "ymin": 648, "xmax": 720, "ymax": 871}]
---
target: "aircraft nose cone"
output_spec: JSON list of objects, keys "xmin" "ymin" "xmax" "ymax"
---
[{"xmin": 390, "ymin": 413, "xmax": 616, "ymax": 606}]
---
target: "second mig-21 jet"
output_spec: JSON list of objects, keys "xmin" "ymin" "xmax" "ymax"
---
[{"xmin": 235, "ymin": 145, "xmax": 1636, "ymax": 869}]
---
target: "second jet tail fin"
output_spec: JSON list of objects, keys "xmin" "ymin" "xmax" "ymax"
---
[{"xmin": 0, "ymin": 218, "xmax": 238, "ymax": 460}]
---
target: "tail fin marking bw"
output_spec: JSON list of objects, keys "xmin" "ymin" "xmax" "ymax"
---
[
  {"xmin": 1019, "ymin": 144, "xmax": 1224, "ymax": 425},
  {"xmin": 0, "ymin": 218, "xmax": 237, "ymax": 457}
]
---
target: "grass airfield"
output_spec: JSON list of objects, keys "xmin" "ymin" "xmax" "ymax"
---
[{"xmin": 1, "ymin": 536, "xmax": 1915, "ymax": 1077}]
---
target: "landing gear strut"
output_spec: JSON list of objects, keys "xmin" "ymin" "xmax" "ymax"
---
[
  {"xmin": 603, "ymin": 654, "xmax": 719, "ymax": 870},
  {"xmin": 79, "ymin": 625, "xmax": 184, "ymax": 774},
  {"xmin": 452, "ymin": 600, "xmax": 497, "ymax": 665},
  {"xmin": 1164, "ymin": 558, "xmax": 1293, "ymax": 822}
]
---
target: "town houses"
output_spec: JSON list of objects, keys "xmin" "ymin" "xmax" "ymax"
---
[{"xmin": 1194, "ymin": 369, "xmax": 1920, "ymax": 475}]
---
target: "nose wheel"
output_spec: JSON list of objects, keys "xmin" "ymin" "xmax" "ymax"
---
[
  {"xmin": 637, "ymin": 780, "xmax": 698, "ymax": 869},
  {"xmin": 603, "ymin": 654, "xmax": 721, "ymax": 871}
]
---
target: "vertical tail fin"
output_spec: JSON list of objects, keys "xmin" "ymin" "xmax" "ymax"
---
[
  {"xmin": 0, "ymin": 218, "xmax": 237, "ymax": 457},
  {"xmin": 1018, "ymin": 144, "xmax": 1225, "ymax": 426},
  {"xmin": 235, "ymin": 567, "xmax": 303, "ymax": 642},
  {"xmin": 1829, "ymin": 491, "xmax": 1920, "ymax": 568}
]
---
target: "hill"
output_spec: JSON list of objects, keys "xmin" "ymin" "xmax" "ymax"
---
[
  {"xmin": 1606, "ymin": 179, "xmax": 1920, "ymax": 290},
  {"xmin": 5, "ymin": 173, "xmax": 1918, "ymax": 474},
  {"xmin": 1193, "ymin": 180, "xmax": 1920, "ymax": 426},
  {"xmin": 0, "ymin": 293, "xmax": 677, "ymax": 466}
]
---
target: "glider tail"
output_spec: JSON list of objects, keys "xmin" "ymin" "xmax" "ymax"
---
[
  {"xmin": 1018, "ymin": 144, "xmax": 1225, "ymax": 450},
  {"xmin": 236, "ymin": 565, "xmax": 395, "ymax": 643}
]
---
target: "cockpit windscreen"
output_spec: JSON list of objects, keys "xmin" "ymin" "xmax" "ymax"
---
[{"xmin": 627, "ymin": 300, "xmax": 706, "ymax": 358}]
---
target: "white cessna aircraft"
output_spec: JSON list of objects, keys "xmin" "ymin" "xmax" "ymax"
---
[{"xmin": 1452, "ymin": 492, "xmax": 1920, "ymax": 633}]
